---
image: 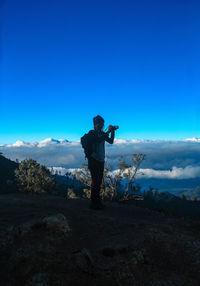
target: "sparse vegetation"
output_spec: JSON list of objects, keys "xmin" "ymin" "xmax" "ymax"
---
[
  {"xmin": 74, "ymin": 163, "xmax": 92, "ymax": 188},
  {"xmin": 15, "ymin": 158, "xmax": 57, "ymax": 194},
  {"xmin": 2, "ymin": 151, "xmax": 200, "ymax": 219},
  {"xmin": 66, "ymin": 188, "xmax": 79, "ymax": 199},
  {"xmin": 70, "ymin": 153, "xmax": 145, "ymax": 202},
  {"xmin": 101, "ymin": 153, "xmax": 145, "ymax": 201},
  {"xmin": 65, "ymin": 153, "xmax": 200, "ymax": 219}
]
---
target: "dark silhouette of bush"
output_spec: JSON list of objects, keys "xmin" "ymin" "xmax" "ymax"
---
[{"xmin": 15, "ymin": 158, "xmax": 57, "ymax": 194}]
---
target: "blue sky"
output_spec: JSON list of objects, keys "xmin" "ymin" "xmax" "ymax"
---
[{"xmin": 1, "ymin": 0, "xmax": 200, "ymax": 143}]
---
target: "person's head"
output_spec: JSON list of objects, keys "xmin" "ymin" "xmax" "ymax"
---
[{"xmin": 93, "ymin": 115, "xmax": 105, "ymax": 131}]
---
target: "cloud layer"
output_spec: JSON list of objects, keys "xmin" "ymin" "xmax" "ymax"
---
[
  {"xmin": 50, "ymin": 165, "xmax": 200, "ymax": 180},
  {"xmin": 1, "ymin": 138, "xmax": 200, "ymax": 179}
]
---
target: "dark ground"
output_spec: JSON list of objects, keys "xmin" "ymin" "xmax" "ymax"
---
[{"xmin": 0, "ymin": 193, "xmax": 200, "ymax": 286}]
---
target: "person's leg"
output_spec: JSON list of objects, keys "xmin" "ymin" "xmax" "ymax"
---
[
  {"xmin": 96, "ymin": 161, "xmax": 104, "ymax": 203},
  {"xmin": 88, "ymin": 157, "xmax": 100, "ymax": 204}
]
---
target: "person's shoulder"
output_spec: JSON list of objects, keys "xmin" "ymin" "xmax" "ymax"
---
[
  {"xmin": 87, "ymin": 129, "xmax": 96, "ymax": 138},
  {"xmin": 88, "ymin": 129, "xmax": 95, "ymax": 134}
]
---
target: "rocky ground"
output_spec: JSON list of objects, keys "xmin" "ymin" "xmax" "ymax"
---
[{"xmin": 0, "ymin": 193, "xmax": 200, "ymax": 286}]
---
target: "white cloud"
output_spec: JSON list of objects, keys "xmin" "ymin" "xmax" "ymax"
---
[
  {"xmin": 3, "ymin": 138, "xmax": 70, "ymax": 148},
  {"xmin": 105, "ymin": 165, "xmax": 200, "ymax": 180},
  {"xmin": 184, "ymin": 138, "xmax": 200, "ymax": 143},
  {"xmin": 1, "ymin": 138, "xmax": 200, "ymax": 175},
  {"xmin": 48, "ymin": 167, "xmax": 69, "ymax": 176},
  {"xmin": 50, "ymin": 165, "xmax": 200, "ymax": 180},
  {"xmin": 114, "ymin": 139, "xmax": 147, "ymax": 144},
  {"xmin": 37, "ymin": 138, "xmax": 69, "ymax": 147},
  {"xmin": 138, "ymin": 166, "xmax": 200, "ymax": 179},
  {"xmin": 6, "ymin": 140, "xmax": 38, "ymax": 148}
]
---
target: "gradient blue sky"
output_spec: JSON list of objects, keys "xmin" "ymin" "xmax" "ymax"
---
[{"xmin": 1, "ymin": 0, "xmax": 200, "ymax": 143}]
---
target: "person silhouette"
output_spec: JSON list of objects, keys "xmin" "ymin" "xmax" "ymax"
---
[{"xmin": 87, "ymin": 115, "xmax": 116, "ymax": 210}]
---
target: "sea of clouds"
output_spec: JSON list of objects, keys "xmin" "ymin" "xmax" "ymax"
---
[{"xmin": 1, "ymin": 137, "xmax": 200, "ymax": 180}]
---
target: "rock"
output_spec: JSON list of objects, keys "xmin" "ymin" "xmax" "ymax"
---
[
  {"xmin": 72, "ymin": 248, "xmax": 94, "ymax": 273},
  {"xmin": 42, "ymin": 213, "xmax": 71, "ymax": 234},
  {"xmin": 28, "ymin": 273, "xmax": 49, "ymax": 286},
  {"xmin": 130, "ymin": 249, "xmax": 145, "ymax": 265},
  {"xmin": 81, "ymin": 248, "xmax": 94, "ymax": 265},
  {"xmin": 5, "ymin": 213, "xmax": 70, "ymax": 238}
]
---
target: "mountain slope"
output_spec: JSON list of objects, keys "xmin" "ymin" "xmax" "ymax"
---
[{"xmin": 0, "ymin": 153, "xmax": 18, "ymax": 193}]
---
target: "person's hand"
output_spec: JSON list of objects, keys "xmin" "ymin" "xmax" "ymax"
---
[{"xmin": 107, "ymin": 125, "xmax": 113, "ymax": 133}]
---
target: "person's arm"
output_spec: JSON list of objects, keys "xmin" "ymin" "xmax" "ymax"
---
[{"xmin": 105, "ymin": 130, "xmax": 115, "ymax": 144}]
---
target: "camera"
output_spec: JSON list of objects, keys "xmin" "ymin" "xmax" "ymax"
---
[
  {"xmin": 111, "ymin": 125, "xmax": 119, "ymax": 131},
  {"xmin": 105, "ymin": 125, "xmax": 119, "ymax": 133}
]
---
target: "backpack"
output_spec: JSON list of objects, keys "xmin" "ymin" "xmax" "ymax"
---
[{"xmin": 80, "ymin": 131, "xmax": 93, "ymax": 159}]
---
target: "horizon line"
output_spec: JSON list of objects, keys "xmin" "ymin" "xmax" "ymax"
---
[{"xmin": 0, "ymin": 136, "xmax": 200, "ymax": 145}]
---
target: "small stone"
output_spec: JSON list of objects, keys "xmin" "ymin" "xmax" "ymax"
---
[
  {"xmin": 28, "ymin": 272, "xmax": 49, "ymax": 286},
  {"xmin": 42, "ymin": 213, "xmax": 71, "ymax": 234},
  {"xmin": 81, "ymin": 248, "xmax": 94, "ymax": 265}
]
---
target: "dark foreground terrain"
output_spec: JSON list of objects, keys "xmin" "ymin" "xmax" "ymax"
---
[{"xmin": 0, "ymin": 193, "xmax": 200, "ymax": 286}]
